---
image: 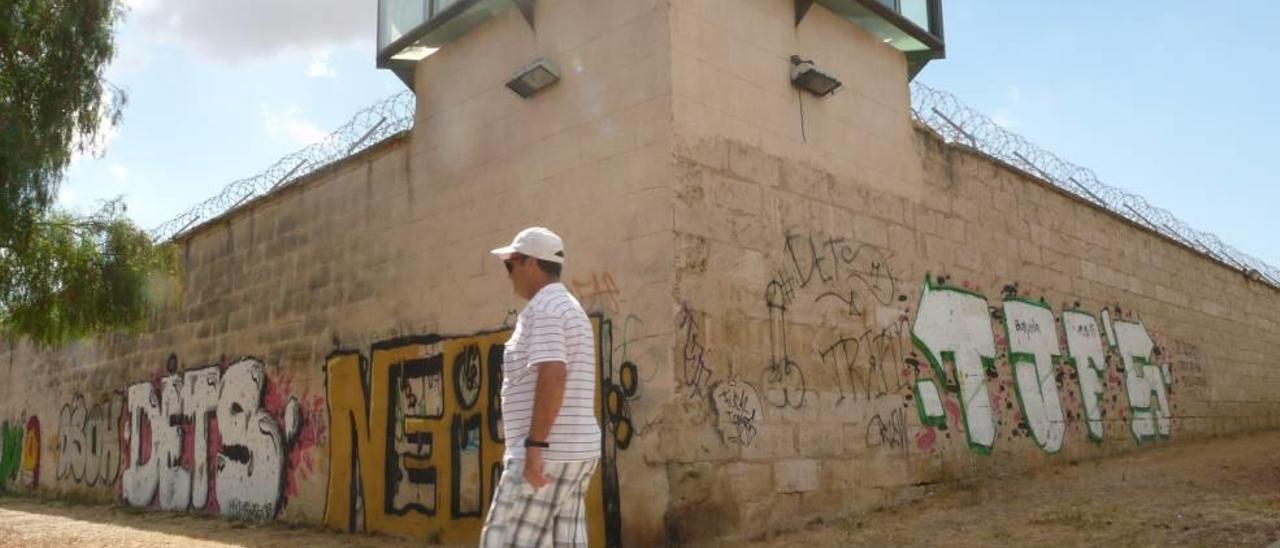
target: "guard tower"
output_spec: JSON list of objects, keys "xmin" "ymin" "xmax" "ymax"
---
[
  {"xmin": 366, "ymin": 0, "xmax": 950, "ymax": 544},
  {"xmin": 378, "ymin": 0, "xmax": 944, "ymax": 89}
]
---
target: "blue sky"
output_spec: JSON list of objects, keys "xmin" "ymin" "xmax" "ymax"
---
[
  {"xmin": 919, "ymin": 2, "xmax": 1278, "ymax": 267},
  {"xmin": 60, "ymin": 0, "xmax": 401, "ymax": 228},
  {"xmin": 61, "ymin": 1, "xmax": 1278, "ymax": 267}
]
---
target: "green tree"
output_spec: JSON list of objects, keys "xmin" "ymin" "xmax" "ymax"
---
[{"xmin": 1, "ymin": 0, "xmax": 178, "ymax": 346}]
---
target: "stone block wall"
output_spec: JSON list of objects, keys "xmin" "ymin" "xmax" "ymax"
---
[
  {"xmin": 1, "ymin": 1, "xmax": 1278, "ymax": 546},
  {"xmin": 1, "ymin": 1, "xmax": 675, "ymax": 545},
  {"xmin": 661, "ymin": 0, "xmax": 1280, "ymax": 542}
]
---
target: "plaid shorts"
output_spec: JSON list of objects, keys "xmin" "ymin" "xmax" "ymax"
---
[{"xmin": 479, "ymin": 458, "xmax": 598, "ymax": 548}]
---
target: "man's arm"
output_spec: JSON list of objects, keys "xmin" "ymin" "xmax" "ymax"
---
[{"xmin": 524, "ymin": 360, "xmax": 566, "ymax": 488}]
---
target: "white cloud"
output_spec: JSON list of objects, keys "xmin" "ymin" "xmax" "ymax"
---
[
  {"xmin": 131, "ymin": 0, "xmax": 375, "ymax": 62},
  {"xmin": 305, "ymin": 50, "xmax": 338, "ymax": 78},
  {"xmin": 262, "ymin": 104, "xmax": 329, "ymax": 146}
]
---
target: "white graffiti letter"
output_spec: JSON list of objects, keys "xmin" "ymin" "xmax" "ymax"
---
[
  {"xmin": 122, "ymin": 382, "xmax": 161, "ymax": 507},
  {"xmin": 1062, "ymin": 311, "xmax": 1107, "ymax": 442},
  {"xmin": 183, "ymin": 366, "xmax": 221, "ymax": 509},
  {"xmin": 57, "ymin": 396, "xmax": 88, "ymax": 482},
  {"xmin": 1112, "ymin": 320, "xmax": 1172, "ymax": 441},
  {"xmin": 60, "ymin": 394, "xmax": 123, "ymax": 487},
  {"xmin": 156, "ymin": 375, "xmax": 190, "ymax": 511},
  {"xmin": 1002, "ymin": 300, "xmax": 1066, "ymax": 453},
  {"xmin": 216, "ymin": 358, "xmax": 285, "ymax": 520},
  {"xmin": 90, "ymin": 395, "xmax": 123, "ymax": 486},
  {"xmin": 911, "ymin": 277, "xmax": 998, "ymax": 452}
]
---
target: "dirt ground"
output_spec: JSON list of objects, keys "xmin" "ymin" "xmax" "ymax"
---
[
  {"xmin": 0, "ymin": 498, "xmax": 428, "ymax": 548},
  {"xmin": 2, "ymin": 430, "xmax": 1278, "ymax": 547},
  {"xmin": 731, "ymin": 430, "xmax": 1280, "ymax": 548}
]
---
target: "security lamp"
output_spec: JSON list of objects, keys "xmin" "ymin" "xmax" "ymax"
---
[
  {"xmin": 790, "ymin": 55, "xmax": 842, "ymax": 97},
  {"xmin": 506, "ymin": 58, "xmax": 561, "ymax": 98}
]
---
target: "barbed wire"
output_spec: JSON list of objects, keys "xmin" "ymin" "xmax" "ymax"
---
[
  {"xmin": 148, "ymin": 90, "xmax": 416, "ymax": 242},
  {"xmin": 910, "ymin": 81, "xmax": 1280, "ymax": 287},
  {"xmin": 151, "ymin": 83, "xmax": 1277, "ymax": 287}
]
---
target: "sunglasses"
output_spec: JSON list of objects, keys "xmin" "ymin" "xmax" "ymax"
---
[{"xmin": 503, "ymin": 254, "xmax": 527, "ymax": 273}]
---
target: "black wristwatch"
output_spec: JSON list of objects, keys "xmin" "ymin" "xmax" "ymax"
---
[{"xmin": 524, "ymin": 438, "xmax": 550, "ymax": 448}]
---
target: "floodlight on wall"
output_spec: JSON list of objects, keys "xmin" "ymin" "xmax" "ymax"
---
[
  {"xmin": 506, "ymin": 58, "xmax": 561, "ymax": 98},
  {"xmin": 790, "ymin": 55, "xmax": 842, "ymax": 97}
]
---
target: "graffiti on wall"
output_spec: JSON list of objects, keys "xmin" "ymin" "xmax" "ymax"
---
[
  {"xmin": 57, "ymin": 394, "xmax": 123, "ymax": 486},
  {"xmin": 323, "ymin": 316, "xmax": 631, "ymax": 547},
  {"xmin": 762, "ymin": 273, "xmax": 808, "ymax": 409},
  {"xmin": 1062, "ymin": 310, "xmax": 1108, "ymax": 442},
  {"xmin": 323, "ymin": 332, "xmax": 506, "ymax": 540},
  {"xmin": 689, "ymin": 227, "xmax": 914, "ymax": 447},
  {"xmin": 709, "ymin": 378, "xmax": 763, "ymax": 447},
  {"xmin": 120, "ymin": 356, "xmax": 309, "ymax": 518},
  {"xmin": 1171, "ymin": 340, "xmax": 1206, "ymax": 397},
  {"xmin": 1109, "ymin": 316, "xmax": 1173, "ymax": 441},
  {"xmin": 54, "ymin": 354, "xmax": 318, "ymax": 521},
  {"xmin": 1002, "ymin": 299, "xmax": 1067, "ymax": 453},
  {"xmin": 677, "ymin": 303, "xmax": 715, "ymax": 398},
  {"xmin": 676, "ymin": 301, "xmax": 769, "ymax": 448},
  {"xmin": 817, "ymin": 320, "xmax": 912, "ymax": 405},
  {"xmin": 781, "ymin": 229, "xmax": 901, "ymax": 313},
  {"xmin": 765, "ymin": 228, "xmax": 913, "ymax": 409},
  {"xmin": 910, "ymin": 278, "xmax": 1000, "ymax": 452},
  {"xmin": 867, "ymin": 408, "xmax": 909, "ymax": 452},
  {"xmin": 571, "ymin": 272, "xmax": 622, "ymax": 315},
  {"xmin": 0, "ymin": 416, "xmax": 39, "ymax": 489},
  {"xmin": 910, "ymin": 275, "xmax": 1175, "ymax": 453},
  {"xmin": 747, "ymin": 223, "xmax": 1182, "ymax": 455}
]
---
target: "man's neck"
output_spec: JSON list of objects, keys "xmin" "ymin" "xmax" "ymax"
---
[{"xmin": 523, "ymin": 278, "xmax": 558, "ymax": 300}]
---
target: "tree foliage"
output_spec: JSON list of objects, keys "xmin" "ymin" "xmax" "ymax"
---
[{"xmin": 0, "ymin": 0, "xmax": 179, "ymax": 346}]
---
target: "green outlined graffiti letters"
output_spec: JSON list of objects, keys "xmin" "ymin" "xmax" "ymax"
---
[
  {"xmin": 1002, "ymin": 299, "xmax": 1066, "ymax": 453},
  {"xmin": 1062, "ymin": 310, "xmax": 1108, "ymax": 442},
  {"xmin": 910, "ymin": 275, "xmax": 998, "ymax": 452},
  {"xmin": 1106, "ymin": 316, "xmax": 1172, "ymax": 442}
]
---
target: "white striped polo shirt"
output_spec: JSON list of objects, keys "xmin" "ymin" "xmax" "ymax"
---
[{"xmin": 501, "ymin": 282, "xmax": 601, "ymax": 462}]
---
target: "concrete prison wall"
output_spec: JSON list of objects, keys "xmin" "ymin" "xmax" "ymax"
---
[
  {"xmin": 1, "ymin": 0, "xmax": 1278, "ymax": 545},
  {"xmin": 660, "ymin": 0, "xmax": 1280, "ymax": 541},
  {"xmin": 1, "ymin": 2, "xmax": 675, "ymax": 545}
]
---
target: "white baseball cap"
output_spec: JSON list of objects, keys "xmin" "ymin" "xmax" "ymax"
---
[{"xmin": 490, "ymin": 227, "xmax": 566, "ymax": 264}]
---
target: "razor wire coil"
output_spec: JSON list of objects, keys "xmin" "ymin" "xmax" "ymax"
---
[
  {"xmin": 151, "ymin": 83, "xmax": 1277, "ymax": 287},
  {"xmin": 148, "ymin": 90, "xmax": 415, "ymax": 242},
  {"xmin": 910, "ymin": 81, "xmax": 1279, "ymax": 287}
]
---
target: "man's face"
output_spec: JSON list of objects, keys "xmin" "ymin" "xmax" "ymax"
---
[{"xmin": 503, "ymin": 253, "xmax": 535, "ymax": 299}]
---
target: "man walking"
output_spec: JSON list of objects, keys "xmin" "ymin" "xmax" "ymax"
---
[{"xmin": 480, "ymin": 227, "xmax": 601, "ymax": 548}]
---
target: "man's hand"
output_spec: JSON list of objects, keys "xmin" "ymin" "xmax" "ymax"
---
[{"xmin": 523, "ymin": 447, "xmax": 551, "ymax": 489}]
